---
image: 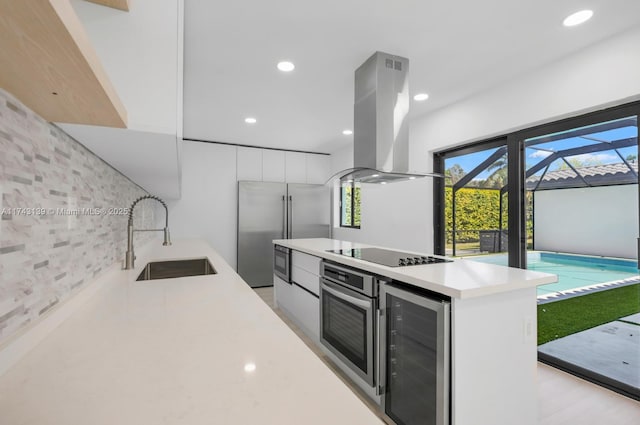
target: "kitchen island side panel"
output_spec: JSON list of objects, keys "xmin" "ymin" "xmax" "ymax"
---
[{"xmin": 451, "ymin": 287, "xmax": 537, "ymax": 425}]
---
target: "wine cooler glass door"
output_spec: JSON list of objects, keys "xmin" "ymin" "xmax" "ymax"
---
[{"xmin": 380, "ymin": 283, "xmax": 450, "ymax": 425}]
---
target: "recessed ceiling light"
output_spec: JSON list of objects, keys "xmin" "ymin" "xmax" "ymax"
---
[
  {"xmin": 342, "ymin": 129, "xmax": 353, "ymax": 135},
  {"xmin": 563, "ymin": 10, "xmax": 593, "ymax": 27},
  {"xmin": 277, "ymin": 61, "xmax": 295, "ymax": 72},
  {"xmin": 244, "ymin": 363, "xmax": 256, "ymax": 372},
  {"xmin": 244, "ymin": 117, "xmax": 257, "ymax": 124},
  {"xmin": 413, "ymin": 93, "xmax": 429, "ymax": 101}
]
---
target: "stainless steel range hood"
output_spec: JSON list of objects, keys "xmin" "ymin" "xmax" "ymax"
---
[{"xmin": 330, "ymin": 51, "xmax": 442, "ymax": 184}]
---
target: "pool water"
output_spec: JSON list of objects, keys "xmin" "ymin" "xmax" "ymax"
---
[{"xmin": 470, "ymin": 252, "xmax": 639, "ymax": 296}]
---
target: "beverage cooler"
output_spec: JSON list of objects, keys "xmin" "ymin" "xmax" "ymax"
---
[{"xmin": 379, "ymin": 282, "xmax": 451, "ymax": 425}]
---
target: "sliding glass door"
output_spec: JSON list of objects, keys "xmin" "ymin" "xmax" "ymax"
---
[
  {"xmin": 523, "ymin": 116, "xmax": 639, "ymax": 399},
  {"xmin": 434, "ymin": 102, "xmax": 640, "ymax": 399}
]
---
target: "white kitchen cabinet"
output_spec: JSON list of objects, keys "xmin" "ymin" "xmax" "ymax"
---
[
  {"xmin": 237, "ymin": 146, "xmax": 263, "ymax": 181},
  {"xmin": 291, "ymin": 266, "xmax": 319, "ymax": 296},
  {"xmin": 290, "ymin": 284, "xmax": 319, "ymax": 342},
  {"xmin": 58, "ymin": 0, "xmax": 184, "ymax": 199},
  {"xmin": 291, "ymin": 250, "xmax": 321, "ymax": 296},
  {"xmin": 274, "ymin": 249, "xmax": 321, "ymax": 343},
  {"xmin": 306, "ymin": 154, "xmax": 330, "ymax": 184},
  {"xmin": 262, "ymin": 150, "xmax": 286, "ymax": 182},
  {"xmin": 273, "ymin": 274, "xmax": 293, "ymax": 313},
  {"xmin": 285, "ymin": 151, "xmax": 307, "ymax": 183},
  {"xmin": 292, "ymin": 250, "xmax": 322, "ymax": 275}
]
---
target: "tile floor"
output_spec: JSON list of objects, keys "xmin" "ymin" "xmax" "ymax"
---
[{"xmin": 253, "ymin": 287, "xmax": 640, "ymax": 425}]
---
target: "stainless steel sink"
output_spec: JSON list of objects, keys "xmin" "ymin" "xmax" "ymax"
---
[{"xmin": 136, "ymin": 258, "xmax": 217, "ymax": 281}]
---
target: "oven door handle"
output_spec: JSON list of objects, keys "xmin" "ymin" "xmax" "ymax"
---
[{"xmin": 321, "ymin": 281, "xmax": 372, "ymax": 309}]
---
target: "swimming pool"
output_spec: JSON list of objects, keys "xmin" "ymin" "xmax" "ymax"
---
[{"xmin": 469, "ymin": 252, "xmax": 639, "ymax": 297}]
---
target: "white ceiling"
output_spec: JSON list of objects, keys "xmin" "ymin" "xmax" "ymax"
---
[{"xmin": 183, "ymin": 0, "xmax": 640, "ymax": 154}]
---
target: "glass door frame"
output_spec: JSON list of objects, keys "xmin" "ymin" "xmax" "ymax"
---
[
  {"xmin": 433, "ymin": 136, "xmax": 523, "ymax": 267},
  {"xmin": 512, "ymin": 102, "xmax": 640, "ymax": 271}
]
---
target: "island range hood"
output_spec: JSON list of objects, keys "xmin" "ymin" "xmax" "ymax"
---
[{"xmin": 331, "ymin": 51, "xmax": 442, "ymax": 184}]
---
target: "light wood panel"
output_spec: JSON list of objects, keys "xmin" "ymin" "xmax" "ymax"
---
[
  {"xmin": 0, "ymin": 0, "xmax": 127, "ymax": 127},
  {"xmin": 84, "ymin": 0, "xmax": 129, "ymax": 12}
]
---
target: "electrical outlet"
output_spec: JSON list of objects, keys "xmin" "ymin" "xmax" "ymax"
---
[{"xmin": 523, "ymin": 316, "xmax": 535, "ymax": 343}]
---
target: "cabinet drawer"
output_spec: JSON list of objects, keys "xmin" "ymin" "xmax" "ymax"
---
[
  {"xmin": 292, "ymin": 265, "xmax": 320, "ymax": 296},
  {"xmin": 291, "ymin": 283, "xmax": 319, "ymax": 342},
  {"xmin": 292, "ymin": 250, "xmax": 321, "ymax": 276},
  {"xmin": 274, "ymin": 274, "xmax": 293, "ymax": 311}
]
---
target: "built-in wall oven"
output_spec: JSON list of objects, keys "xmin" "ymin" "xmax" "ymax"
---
[
  {"xmin": 321, "ymin": 259, "xmax": 451, "ymax": 425},
  {"xmin": 273, "ymin": 245, "xmax": 291, "ymax": 282},
  {"xmin": 319, "ymin": 261, "xmax": 389, "ymax": 389}
]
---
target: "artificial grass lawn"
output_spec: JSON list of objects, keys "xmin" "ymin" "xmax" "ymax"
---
[{"xmin": 537, "ymin": 283, "xmax": 640, "ymax": 345}]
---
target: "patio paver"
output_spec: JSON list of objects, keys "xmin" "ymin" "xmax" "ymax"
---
[
  {"xmin": 538, "ymin": 320, "xmax": 639, "ymax": 390},
  {"xmin": 620, "ymin": 313, "xmax": 640, "ymax": 325}
]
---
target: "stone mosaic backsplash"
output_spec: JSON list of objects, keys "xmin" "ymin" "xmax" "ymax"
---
[{"xmin": 0, "ymin": 88, "xmax": 156, "ymax": 345}]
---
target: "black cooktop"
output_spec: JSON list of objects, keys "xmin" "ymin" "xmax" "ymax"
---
[{"xmin": 327, "ymin": 247, "xmax": 452, "ymax": 268}]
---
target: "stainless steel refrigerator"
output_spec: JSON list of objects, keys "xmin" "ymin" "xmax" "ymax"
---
[{"xmin": 237, "ymin": 181, "xmax": 330, "ymax": 287}]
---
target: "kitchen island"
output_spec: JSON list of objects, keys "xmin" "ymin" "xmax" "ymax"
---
[
  {"xmin": 0, "ymin": 239, "xmax": 383, "ymax": 425},
  {"xmin": 274, "ymin": 238, "xmax": 557, "ymax": 425},
  {"xmin": 273, "ymin": 238, "xmax": 556, "ymax": 298}
]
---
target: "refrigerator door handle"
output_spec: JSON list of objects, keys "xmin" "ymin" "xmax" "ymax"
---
[
  {"xmin": 288, "ymin": 195, "xmax": 293, "ymax": 239},
  {"xmin": 282, "ymin": 195, "xmax": 286, "ymax": 239}
]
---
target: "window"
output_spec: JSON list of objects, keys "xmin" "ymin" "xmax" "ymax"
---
[{"xmin": 340, "ymin": 180, "xmax": 361, "ymax": 228}]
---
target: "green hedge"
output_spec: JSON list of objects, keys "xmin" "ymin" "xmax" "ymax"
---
[{"xmin": 445, "ymin": 187, "xmax": 504, "ymax": 243}]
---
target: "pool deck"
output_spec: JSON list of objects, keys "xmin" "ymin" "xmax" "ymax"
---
[
  {"xmin": 537, "ymin": 275, "xmax": 640, "ymax": 304},
  {"xmin": 538, "ymin": 317, "xmax": 640, "ymax": 397}
]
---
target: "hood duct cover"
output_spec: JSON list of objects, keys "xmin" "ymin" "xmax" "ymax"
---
[
  {"xmin": 355, "ymin": 51, "xmax": 410, "ymax": 174},
  {"xmin": 329, "ymin": 51, "xmax": 442, "ymax": 184}
]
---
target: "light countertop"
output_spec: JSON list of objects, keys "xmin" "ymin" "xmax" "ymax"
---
[
  {"xmin": 0, "ymin": 239, "xmax": 382, "ymax": 425},
  {"xmin": 273, "ymin": 238, "xmax": 557, "ymax": 299}
]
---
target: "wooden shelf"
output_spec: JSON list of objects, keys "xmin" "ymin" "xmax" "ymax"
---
[
  {"xmin": 84, "ymin": 0, "xmax": 129, "ymax": 12},
  {"xmin": 0, "ymin": 0, "xmax": 127, "ymax": 128}
]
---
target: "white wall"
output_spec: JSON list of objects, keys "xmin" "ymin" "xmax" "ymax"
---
[
  {"xmin": 330, "ymin": 145, "xmax": 433, "ymax": 253},
  {"xmin": 534, "ymin": 185, "xmax": 638, "ymax": 259},
  {"xmin": 169, "ymin": 141, "xmax": 331, "ymax": 268},
  {"xmin": 332, "ymin": 27, "xmax": 640, "ymax": 253},
  {"xmin": 332, "ymin": 179, "xmax": 433, "ymax": 253},
  {"xmin": 412, "ymin": 26, "xmax": 640, "ymax": 152}
]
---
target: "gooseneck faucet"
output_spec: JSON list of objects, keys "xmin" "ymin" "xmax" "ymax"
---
[{"xmin": 124, "ymin": 195, "xmax": 171, "ymax": 270}]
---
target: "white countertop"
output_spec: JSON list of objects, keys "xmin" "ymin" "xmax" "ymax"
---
[
  {"xmin": 274, "ymin": 238, "xmax": 557, "ymax": 299},
  {"xmin": 0, "ymin": 239, "xmax": 382, "ymax": 425}
]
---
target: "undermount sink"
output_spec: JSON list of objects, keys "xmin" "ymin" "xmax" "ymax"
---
[{"xmin": 136, "ymin": 258, "xmax": 217, "ymax": 281}]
